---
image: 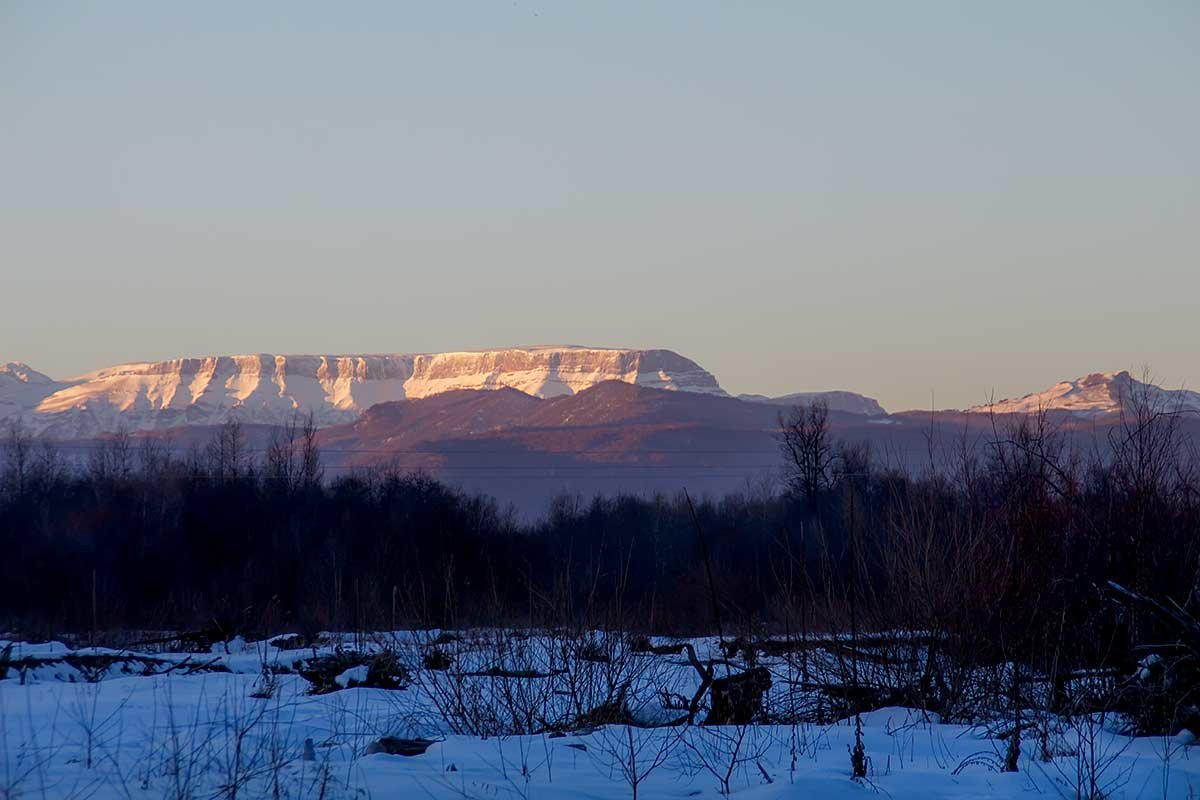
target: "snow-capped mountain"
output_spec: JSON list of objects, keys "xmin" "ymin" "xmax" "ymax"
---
[
  {"xmin": 967, "ymin": 371, "xmax": 1200, "ymax": 417},
  {"xmin": 0, "ymin": 347, "xmax": 727, "ymax": 437},
  {"xmin": 737, "ymin": 390, "xmax": 886, "ymax": 416},
  {"xmin": 0, "ymin": 363, "xmax": 67, "ymax": 421}
]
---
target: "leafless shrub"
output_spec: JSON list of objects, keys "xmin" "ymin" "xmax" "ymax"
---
[
  {"xmin": 1036, "ymin": 709, "xmax": 1134, "ymax": 800},
  {"xmin": 679, "ymin": 723, "xmax": 772, "ymax": 795},
  {"xmin": 589, "ymin": 725, "xmax": 680, "ymax": 800}
]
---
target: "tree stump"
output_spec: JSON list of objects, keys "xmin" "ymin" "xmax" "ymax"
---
[{"xmin": 706, "ymin": 667, "xmax": 771, "ymax": 725}]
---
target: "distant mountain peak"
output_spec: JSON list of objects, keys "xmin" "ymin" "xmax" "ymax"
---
[
  {"xmin": 737, "ymin": 390, "xmax": 886, "ymax": 416},
  {"xmin": 0, "ymin": 362, "xmax": 65, "ymax": 420},
  {"xmin": 0, "ymin": 362, "xmax": 57, "ymax": 384},
  {"xmin": 967, "ymin": 370, "xmax": 1200, "ymax": 416}
]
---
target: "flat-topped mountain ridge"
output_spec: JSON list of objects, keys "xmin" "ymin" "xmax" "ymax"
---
[{"xmin": 0, "ymin": 347, "xmax": 727, "ymax": 437}]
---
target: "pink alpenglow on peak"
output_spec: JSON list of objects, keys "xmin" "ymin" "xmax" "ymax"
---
[
  {"xmin": 0, "ymin": 347, "xmax": 727, "ymax": 437},
  {"xmin": 967, "ymin": 371, "xmax": 1200, "ymax": 417}
]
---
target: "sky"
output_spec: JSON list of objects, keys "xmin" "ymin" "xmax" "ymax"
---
[{"xmin": 2, "ymin": 1, "xmax": 1198, "ymax": 412}]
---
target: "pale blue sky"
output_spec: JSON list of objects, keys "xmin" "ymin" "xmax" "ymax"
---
[{"xmin": 2, "ymin": 1, "xmax": 1197, "ymax": 410}]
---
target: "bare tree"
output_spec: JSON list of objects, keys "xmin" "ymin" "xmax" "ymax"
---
[
  {"xmin": 2, "ymin": 420, "xmax": 31, "ymax": 496},
  {"xmin": 778, "ymin": 400, "xmax": 834, "ymax": 508},
  {"xmin": 266, "ymin": 412, "xmax": 321, "ymax": 493},
  {"xmin": 207, "ymin": 419, "xmax": 247, "ymax": 483}
]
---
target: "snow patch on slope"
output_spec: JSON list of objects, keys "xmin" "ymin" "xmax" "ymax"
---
[{"xmin": 738, "ymin": 390, "xmax": 886, "ymax": 416}]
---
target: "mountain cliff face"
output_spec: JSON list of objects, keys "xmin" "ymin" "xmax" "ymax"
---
[
  {"xmin": 402, "ymin": 347, "xmax": 722, "ymax": 398},
  {"xmin": 966, "ymin": 371, "xmax": 1200, "ymax": 417},
  {"xmin": 15, "ymin": 344, "xmax": 1181, "ymax": 442},
  {"xmin": 0, "ymin": 347, "xmax": 726, "ymax": 437}
]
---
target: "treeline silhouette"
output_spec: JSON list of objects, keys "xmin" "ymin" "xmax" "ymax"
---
[{"xmin": 3, "ymin": 391, "xmax": 1200, "ymax": 731}]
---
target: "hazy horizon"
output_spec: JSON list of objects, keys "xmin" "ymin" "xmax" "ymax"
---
[
  {"xmin": 1, "ymin": 344, "xmax": 1193, "ymax": 414},
  {"xmin": 3, "ymin": 2, "xmax": 1198, "ymax": 410}
]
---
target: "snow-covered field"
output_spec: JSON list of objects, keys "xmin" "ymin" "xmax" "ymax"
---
[{"xmin": 3, "ymin": 632, "xmax": 1197, "ymax": 799}]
